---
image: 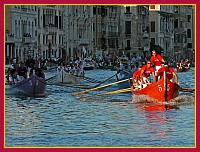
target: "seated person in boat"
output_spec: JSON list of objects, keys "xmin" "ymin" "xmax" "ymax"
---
[
  {"xmin": 118, "ymin": 63, "xmax": 132, "ymax": 79},
  {"xmin": 25, "ymin": 55, "xmax": 35, "ymax": 69},
  {"xmin": 184, "ymin": 59, "xmax": 190, "ymax": 69},
  {"xmin": 29, "ymin": 62, "xmax": 45, "ymax": 79},
  {"xmin": 8, "ymin": 64, "xmax": 19, "ymax": 84},
  {"xmin": 140, "ymin": 61, "xmax": 156, "ymax": 88},
  {"xmin": 57, "ymin": 63, "xmax": 65, "ymax": 72},
  {"xmin": 157, "ymin": 62, "xmax": 178, "ymax": 84},
  {"xmin": 68, "ymin": 64, "xmax": 76, "ymax": 74},
  {"xmin": 132, "ymin": 64, "xmax": 143, "ymax": 89},
  {"xmin": 16, "ymin": 62, "xmax": 27, "ymax": 81}
]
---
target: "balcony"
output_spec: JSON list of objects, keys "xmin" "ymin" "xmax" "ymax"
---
[
  {"xmin": 22, "ymin": 37, "xmax": 32, "ymax": 44},
  {"xmin": 5, "ymin": 34, "xmax": 14, "ymax": 43},
  {"xmin": 142, "ymin": 31, "xmax": 149, "ymax": 38},
  {"xmin": 46, "ymin": 26, "xmax": 57, "ymax": 35},
  {"xmin": 78, "ymin": 39, "xmax": 89, "ymax": 46},
  {"xmin": 108, "ymin": 32, "xmax": 119, "ymax": 37}
]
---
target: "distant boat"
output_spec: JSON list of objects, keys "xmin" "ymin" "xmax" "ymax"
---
[
  {"xmin": 176, "ymin": 60, "xmax": 190, "ymax": 72},
  {"xmin": 83, "ymin": 58, "xmax": 95, "ymax": 70},
  {"xmin": 46, "ymin": 69, "xmax": 82, "ymax": 84},
  {"xmin": 10, "ymin": 74, "xmax": 46, "ymax": 97}
]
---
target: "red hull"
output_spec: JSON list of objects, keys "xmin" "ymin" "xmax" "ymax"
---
[{"xmin": 132, "ymin": 76, "xmax": 180, "ymax": 102}]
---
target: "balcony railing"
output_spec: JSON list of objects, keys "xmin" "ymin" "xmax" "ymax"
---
[
  {"xmin": 108, "ymin": 32, "xmax": 119, "ymax": 37},
  {"xmin": 22, "ymin": 37, "xmax": 32, "ymax": 44},
  {"xmin": 5, "ymin": 35, "xmax": 14, "ymax": 43},
  {"xmin": 46, "ymin": 26, "xmax": 57, "ymax": 35},
  {"xmin": 78, "ymin": 39, "xmax": 89, "ymax": 46},
  {"xmin": 142, "ymin": 31, "xmax": 149, "ymax": 38}
]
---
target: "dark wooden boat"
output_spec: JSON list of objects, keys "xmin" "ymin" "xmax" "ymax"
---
[{"xmin": 11, "ymin": 74, "xmax": 46, "ymax": 96}]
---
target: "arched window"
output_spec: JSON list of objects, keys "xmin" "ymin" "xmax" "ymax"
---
[{"xmin": 174, "ymin": 19, "xmax": 178, "ymax": 28}]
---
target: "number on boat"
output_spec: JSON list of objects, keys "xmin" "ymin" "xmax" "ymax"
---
[{"xmin": 29, "ymin": 80, "xmax": 32, "ymax": 86}]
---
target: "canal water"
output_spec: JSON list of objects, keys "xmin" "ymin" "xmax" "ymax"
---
[{"xmin": 5, "ymin": 68, "xmax": 195, "ymax": 147}]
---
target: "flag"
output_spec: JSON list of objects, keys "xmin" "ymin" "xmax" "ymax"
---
[{"xmin": 82, "ymin": 47, "xmax": 87, "ymax": 55}]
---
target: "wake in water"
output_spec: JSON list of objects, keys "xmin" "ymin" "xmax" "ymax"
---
[{"xmin": 129, "ymin": 94, "xmax": 194, "ymax": 106}]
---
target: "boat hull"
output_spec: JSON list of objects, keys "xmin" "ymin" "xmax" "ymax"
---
[
  {"xmin": 177, "ymin": 67, "xmax": 189, "ymax": 72},
  {"xmin": 47, "ymin": 70, "xmax": 82, "ymax": 84},
  {"xmin": 11, "ymin": 75, "xmax": 46, "ymax": 96},
  {"xmin": 132, "ymin": 76, "xmax": 180, "ymax": 102},
  {"xmin": 118, "ymin": 72, "xmax": 133, "ymax": 89}
]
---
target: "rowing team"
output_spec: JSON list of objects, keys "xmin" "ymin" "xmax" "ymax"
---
[
  {"xmin": 57, "ymin": 63, "xmax": 85, "ymax": 77},
  {"xmin": 176, "ymin": 59, "xmax": 190, "ymax": 69},
  {"xmin": 132, "ymin": 50, "xmax": 178, "ymax": 89},
  {"xmin": 6, "ymin": 62, "xmax": 45, "ymax": 85}
]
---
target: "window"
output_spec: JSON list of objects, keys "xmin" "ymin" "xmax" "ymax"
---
[
  {"xmin": 151, "ymin": 21, "xmax": 155, "ymax": 32},
  {"xmin": 127, "ymin": 40, "xmax": 130, "ymax": 48},
  {"xmin": 93, "ymin": 23, "xmax": 95, "ymax": 31},
  {"xmin": 174, "ymin": 34, "xmax": 180, "ymax": 43},
  {"xmin": 125, "ymin": 21, "xmax": 131, "ymax": 34},
  {"xmin": 151, "ymin": 38, "xmax": 155, "ymax": 44},
  {"xmin": 187, "ymin": 43, "xmax": 192, "ymax": 48},
  {"xmin": 125, "ymin": 6, "xmax": 131, "ymax": 13},
  {"xmin": 93, "ymin": 7, "xmax": 96, "ymax": 14},
  {"xmin": 187, "ymin": 15, "xmax": 191, "ymax": 22},
  {"xmin": 174, "ymin": 19, "xmax": 178, "ymax": 28},
  {"xmin": 150, "ymin": 5, "xmax": 155, "ymax": 9},
  {"xmin": 187, "ymin": 29, "xmax": 191, "ymax": 38}
]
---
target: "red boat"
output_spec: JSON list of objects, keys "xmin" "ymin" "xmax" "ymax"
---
[{"xmin": 132, "ymin": 74, "xmax": 180, "ymax": 102}]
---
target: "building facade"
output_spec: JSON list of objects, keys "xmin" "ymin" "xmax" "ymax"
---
[
  {"xmin": 5, "ymin": 5, "xmax": 195, "ymax": 64},
  {"xmin": 5, "ymin": 5, "xmax": 37, "ymax": 63},
  {"xmin": 149, "ymin": 5, "xmax": 195, "ymax": 63}
]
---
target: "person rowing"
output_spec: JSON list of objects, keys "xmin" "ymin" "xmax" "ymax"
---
[
  {"xmin": 16, "ymin": 62, "xmax": 28, "ymax": 81},
  {"xmin": 140, "ymin": 61, "xmax": 156, "ymax": 88},
  {"xmin": 29, "ymin": 62, "xmax": 45, "ymax": 79},
  {"xmin": 157, "ymin": 62, "xmax": 178, "ymax": 84},
  {"xmin": 132, "ymin": 64, "xmax": 143, "ymax": 89}
]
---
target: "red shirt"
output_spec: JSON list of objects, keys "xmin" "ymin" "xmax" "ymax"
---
[
  {"xmin": 157, "ymin": 67, "xmax": 174, "ymax": 79},
  {"xmin": 150, "ymin": 54, "xmax": 163, "ymax": 66},
  {"xmin": 132, "ymin": 68, "xmax": 142, "ymax": 80},
  {"xmin": 141, "ymin": 65, "xmax": 154, "ymax": 78}
]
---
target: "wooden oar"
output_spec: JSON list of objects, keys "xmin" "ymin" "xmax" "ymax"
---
[
  {"xmin": 71, "ymin": 78, "xmax": 132, "ymax": 96},
  {"xmin": 180, "ymin": 87, "xmax": 195, "ymax": 93},
  {"xmin": 103, "ymin": 88, "xmax": 132, "ymax": 95},
  {"xmin": 79, "ymin": 88, "xmax": 133, "ymax": 100},
  {"xmin": 45, "ymin": 73, "xmax": 60, "ymax": 82},
  {"xmin": 92, "ymin": 72, "xmax": 118, "ymax": 88}
]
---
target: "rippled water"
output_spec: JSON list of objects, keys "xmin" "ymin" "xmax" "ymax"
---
[{"xmin": 5, "ymin": 68, "xmax": 195, "ymax": 147}]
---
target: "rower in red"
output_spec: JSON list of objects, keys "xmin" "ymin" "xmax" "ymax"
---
[
  {"xmin": 140, "ymin": 61, "xmax": 156, "ymax": 88},
  {"xmin": 150, "ymin": 50, "xmax": 165, "ymax": 81},
  {"xmin": 132, "ymin": 64, "xmax": 142, "ymax": 89},
  {"xmin": 157, "ymin": 62, "xmax": 178, "ymax": 84}
]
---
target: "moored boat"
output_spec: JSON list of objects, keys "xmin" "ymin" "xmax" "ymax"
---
[
  {"xmin": 10, "ymin": 74, "xmax": 46, "ymax": 96},
  {"xmin": 132, "ymin": 75, "xmax": 180, "ymax": 102}
]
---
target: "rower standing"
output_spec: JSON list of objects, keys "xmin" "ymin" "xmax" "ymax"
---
[{"xmin": 150, "ymin": 50, "xmax": 165, "ymax": 81}]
